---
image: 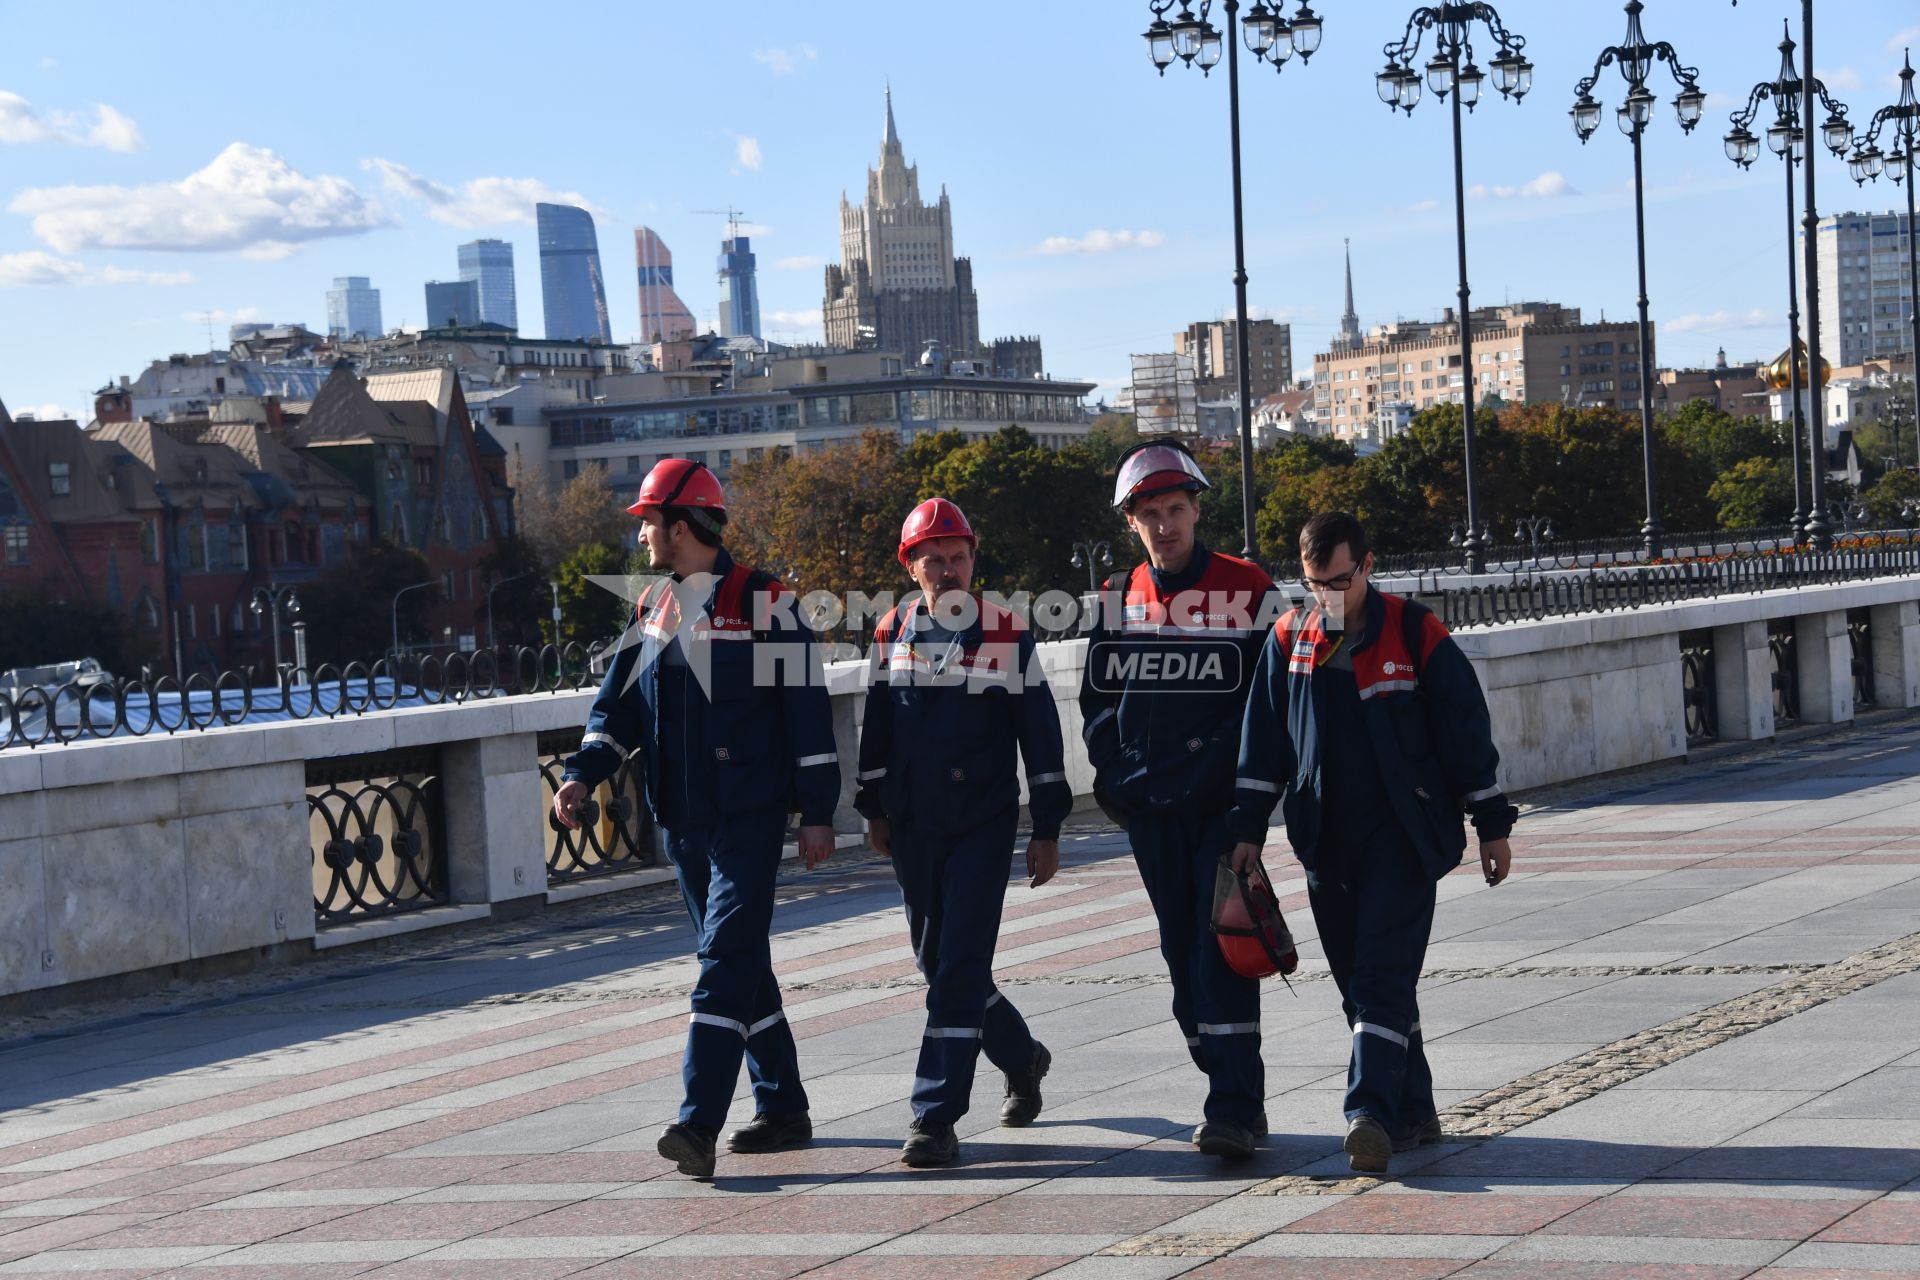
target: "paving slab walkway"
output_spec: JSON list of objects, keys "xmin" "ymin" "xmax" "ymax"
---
[{"xmin": 4, "ymin": 718, "xmax": 1920, "ymax": 1278}]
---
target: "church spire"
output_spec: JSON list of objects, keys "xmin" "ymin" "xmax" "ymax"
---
[
  {"xmin": 1336, "ymin": 238, "xmax": 1363, "ymax": 349},
  {"xmin": 883, "ymin": 82, "xmax": 899, "ymax": 150}
]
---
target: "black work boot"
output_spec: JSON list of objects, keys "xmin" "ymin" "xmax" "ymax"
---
[
  {"xmin": 999, "ymin": 1042, "xmax": 1052, "ymax": 1128},
  {"xmin": 901, "ymin": 1119, "xmax": 959, "ymax": 1167},
  {"xmin": 726, "ymin": 1110, "xmax": 813, "ymax": 1154},
  {"xmin": 657, "ymin": 1122, "xmax": 717, "ymax": 1178},
  {"xmin": 1344, "ymin": 1114, "xmax": 1392, "ymax": 1174},
  {"xmin": 1193, "ymin": 1112, "xmax": 1268, "ymax": 1145},
  {"xmin": 1195, "ymin": 1120, "xmax": 1257, "ymax": 1159}
]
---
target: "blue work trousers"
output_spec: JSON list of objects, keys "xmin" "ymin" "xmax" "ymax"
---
[
  {"xmin": 890, "ymin": 806, "xmax": 1038, "ymax": 1127},
  {"xmin": 1127, "ymin": 807, "xmax": 1265, "ymax": 1129},
  {"xmin": 666, "ymin": 811, "xmax": 810, "ymax": 1134},
  {"xmin": 1306, "ymin": 821, "xmax": 1437, "ymax": 1143}
]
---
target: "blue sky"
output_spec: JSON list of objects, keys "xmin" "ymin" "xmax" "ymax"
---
[{"xmin": 1, "ymin": 0, "xmax": 1916, "ymax": 420}]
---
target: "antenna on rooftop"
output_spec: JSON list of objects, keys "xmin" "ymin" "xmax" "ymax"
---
[{"xmin": 201, "ymin": 310, "xmax": 216, "ymax": 351}]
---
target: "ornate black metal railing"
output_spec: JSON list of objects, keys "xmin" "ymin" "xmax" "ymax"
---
[
  {"xmin": 0, "ymin": 641, "xmax": 612, "ymax": 752},
  {"xmin": 1848, "ymin": 607, "xmax": 1877, "ymax": 711},
  {"xmin": 307, "ymin": 747, "xmax": 449, "ymax": 924},
  {"xmin": 1679, "ymin": 628, "xmax": 1717, "ymax": 744},
  {"xmin": 537, "ymin": 728, "xmax": 656, "ymax": 883},
  {"xmin": 1769, "ymin": 619, "xmax": 1801, "ymax": 727},
  {"xmin": 1433, "ymin": 542, "xmax": 1920, "ymax": 632}
]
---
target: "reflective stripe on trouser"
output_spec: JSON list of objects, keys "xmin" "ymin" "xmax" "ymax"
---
[
  {"xmin": 667, "ymin": 810, "xmax": 809, "ymax": 1132},
  {"xmin": 1306, "ymin": 820, "xmax": 1438, "ymax": 1141},
  {"xmin": 891, "ymin": 805, "xmax": 1037, "ymax": 1127},
  {"xmin": 1126, "ymin": 806, "xmax": 1264, "ymax": 1129}
]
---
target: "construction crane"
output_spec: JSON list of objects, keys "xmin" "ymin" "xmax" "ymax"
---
[{"xmin": 693, "ymin": 207, "xmax": 749, "ymax": 240}]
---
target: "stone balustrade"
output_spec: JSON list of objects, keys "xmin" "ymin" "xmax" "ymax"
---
[{"xmin": 4, "ymin": 576, "xmax": 1919, "ymax": 1005}]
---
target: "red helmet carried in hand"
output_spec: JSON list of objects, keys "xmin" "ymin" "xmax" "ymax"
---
[
  {"xmin": 627, "ymin": 458, "xmax": 725, "ymax": 517},
  {"xmin": 897, "ymin": 497, "xmax": 978, "ymax": 567},
  {"xmin": 1211, "ymin": 857, "xmax": 1299, "ymax": 980}
]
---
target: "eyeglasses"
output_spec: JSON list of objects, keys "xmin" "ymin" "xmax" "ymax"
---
[{"xmin": 1302, "ymin": 568, "xmax": 1363, "ymax": 591}]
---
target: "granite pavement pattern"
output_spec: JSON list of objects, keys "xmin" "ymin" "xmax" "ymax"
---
[{"xmin": 4, "ymin": 720, "xmax": 1920, "ymax": 1277}]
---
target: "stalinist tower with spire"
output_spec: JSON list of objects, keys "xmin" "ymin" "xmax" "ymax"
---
[
  {"xmin": 823, "ymin": 88, "xmax": 981, "ymax": 359},
  {"xmin": 1332, "ymin": 239, "xmax": 1364, "ymax": 351}
]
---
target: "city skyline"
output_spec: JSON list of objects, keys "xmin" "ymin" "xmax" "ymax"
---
[{"xmin": 0, "ymin": 1, "xmax": 1914, "ymax": 420}]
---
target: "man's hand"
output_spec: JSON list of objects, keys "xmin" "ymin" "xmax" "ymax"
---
[
  {"xmin": 1026, "ymin": 838, "xmax": 1059, "ymax": 888},
  {"xmin": 1229, "ymin": 841, "xmax": 1264, "ymax": 875},
  {"xmin": 1480, "ymin": 837, "xmax": 1512, "ymax": 887},
  {"xmin": 553, "ymin": 780, "xmax": 589, "ymax": 830},
  {"xmin": 798, "ymin": 824, "xmax": 834, "ymax": 870},
  {"xmin": 868, "ymin": 816, "xmax": 892, "ymax": 856}
]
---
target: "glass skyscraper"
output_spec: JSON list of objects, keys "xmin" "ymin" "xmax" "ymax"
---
[
  {"xmin": 326, "ymin": 276, "xmax": 382, "ymax": 340},
  {"xmin": 536, "ymin": 204, "xmax": 612, "ymax": 343},
  {"xmin": 457, "ymin": 238, "xmax": 518, "ymax": 331},
  {"xmin": 717, "ymin": 235, "xmax": 760, "ymax": 340},
  {"xmin": 424, "ymin": 279, "xmax": 480, "ymax": 328},
  {"xmin": 634, "ymin": 227, "xmax": 697, "ymax": 343}
]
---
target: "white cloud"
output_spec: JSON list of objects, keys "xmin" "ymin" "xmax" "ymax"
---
[
  {"xmin": 752, "ymin": 44, "xmax": 817, "ymax": 75},
  {"xmin": 1034, "ymin": 228, "xmax": 1168, "ymax": 256},
  {"xmin": 182, "ymin": 307, "xmax": 263, "ymax": 326},
  {"xmin": 733, "ymin": 135, "xmax": 763, "ymax": 173},
  {"xmin": 763, "ymin": 309, "xmax": 823, "ymax": 334},
  {"xmin": 1468, "ymin": 170, "xmax": 1575, "ymax": 200},
  {"xmin": 1892, "ymin": 27, "xmax": 1920, "ymax": 53},
  {"xmin": 1816, "ymin": 66, "xmax": 1863, "ymax": 93},
  {"xmin": 37, "ymin": 57, "xmax": 55, "ymax": 70},
  {"xmin": 722, "ymin": 221, "xmax": 775, "ymax": 238},
  {"xmin": 0, "ymin": 250, "xmax": 191, "ymax": 287},
  {"xmin": 363, "ymin": 158, "xmax": 598, "ymax": 228},
  {"xmin": 1663, "ymin": 308, "xmax": 1774, "ymax": 336},
  {"xmin": 774, "ymin": 255, "xmax": 825, "ymax": 271},
  {"xmin": 13, "ymin": 143, "xmax": 388, "ymax": 256},
  {"xmin": 18, "ymin": 403, "xmax": 71, "ymax": 421},
  {"xmin": 1407, "ymin": 198, "xmax": 1439, "ymax": 214},
  {"xmin": 0, "ymin": 90, "xmax": 143, "ymax": 151}
]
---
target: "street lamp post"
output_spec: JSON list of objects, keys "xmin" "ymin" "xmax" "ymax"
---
[
  {"xmin": 1376, "ymin": 4, "xmax": 1532, "ymax": 575},
  {"xmin": 1144, "ymin": 0, "xmax": 1325, "ymax": 563},
  {"xmin": 1848, "ymin": 49, "xmax": 1920, "ymax": 470},
  {"xmin": 391, "ymin": 580, "xmax": 437, "ymax": 660},
  {"xmin": 1725, "ymin": 22, "xmax": 1854, "ymax": 546},
  {"xmin": 1514, "ymin": 514, "xmax": 1554, "ymax": 566},
  {"xmin": 1071, "ymin": 540, "xmax": 1114, "ymax": 594},
  {"xmin": 1572, "ymin": 0, "xmax": 1708, "ymax": 565},
  {"xmin": 248, "ymin": 586, "xmax": 301, "ymax": 673},
  {"xmin": 485, "ymin": 570, "xmax": 537, "ymax": 650}
]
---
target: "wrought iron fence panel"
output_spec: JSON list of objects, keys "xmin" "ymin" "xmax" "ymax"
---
[
  {"xmin": 1679, "ymin": 629, "xmax": 1718, "ymax": 744},
  {"xmin": 1849, "ymin": 607, "xmax": 1877, "ymax": 711},
  {"xmin": 306, "ymin": 747, "xmax": 448, "ymax": 924},
  {"xmin": 536, "ymin": 728, "xmax": 655, "ymax": 882},
  {"xmin": 1769, "ymin": 620, "xmax": 1801, "ymax": 727}
]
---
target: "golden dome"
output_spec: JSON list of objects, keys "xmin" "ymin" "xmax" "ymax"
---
[{"xmin": 1764, "ymin": 339, "xmax": 1831, "ymax": 390}]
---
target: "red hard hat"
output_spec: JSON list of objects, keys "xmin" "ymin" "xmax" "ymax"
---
[
  {"xmin": 897, "ymin": 497, "xmax": 977, "ymax": 567},
  {"xmin": 1212, "ymin": 859, "xmax": 1298, "ymax": 981},
  {"xmin": 627, "ymin": 458, "xmax": 725, "ymax": 517}
]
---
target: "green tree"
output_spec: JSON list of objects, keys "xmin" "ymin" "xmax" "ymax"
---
[
  {"xmin": 1659, "ymin": 399, "xmax": 1786, "ymax": 528},
  {"xmin": 299, "ymin": 538, "xmax": 435, "ymax": 665},
  {"xmin": 549, "ymin": 540, "xmax": 629, "ymax": 646},
  {"xmin": 1862, "ymin": 467, "xmax": 1920, "ymax": 526},
  {"xmin": 1707, "ymin": 456, "xmax": 1797, "ymax": 529},
  {"xmin": 1081, "ymin": 411, "xmax": 1141, "ymax": 470},
  {"xmin": 923, "ymin": 425, "xmax": 1115, "ymax": 594}
]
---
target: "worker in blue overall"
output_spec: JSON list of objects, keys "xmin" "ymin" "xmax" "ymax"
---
[
  {"xmin": 1229, "ymin": 510, "xmax": 1516, "ymax": 1174},
  {"xmin": 856, "ymin": 498, "xmax": 1071, "ymax": 1167},
  {"xmin": 554, "ymin": 458, "xmax": 840, "ymax": 1179},
  {"xmin": 1079, "ymin": 439, "xmax": 1285, "ymax": 1159}
]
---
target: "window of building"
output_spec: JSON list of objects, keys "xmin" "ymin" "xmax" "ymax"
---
[
  {"xmin": 3, "ymin": 525, "xmax": 26, "ymax": 565},
  {"xmin": 442, "ymin": 569, "xmax": 456, "ymax": 601},
  {"xmin": 47, "ymin": 462, "xmax": 70, "ymax": 497}
]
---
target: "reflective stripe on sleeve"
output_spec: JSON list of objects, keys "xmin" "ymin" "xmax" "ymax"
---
[
  {"xmin": 795, "ymin": 752, "xmax": 838, "ymax": 768},
  {"xmin": 1465, "ymin": 785, "xmax": 1504, "ymax": 803},
  {"xmin": 858, "ymin": 767, "xmax": 888, "ymax": 781},
  {"xmin": 1236, "ymin": 776, "xmax": 1282, "ymax": 794},
  {"xmin": 1029, "ymin": 771, "xmax": 1066, "ymax": 785},
  {"xmin": 1354, "ymin": 1021, "xmax": 1409, "ymax": 1048},
  {"xmin": 581, "ymin": 731, "xmax": 619, "ymax": 750},
  {"xmin": 923, "ymin": 1026, "xmax": 983, "ymax": 1040},
  {"xmin": 1197, "ymin": 1021, "xmax": 1260, "ymax": 1036},
  {"xmin": 1087, "ymin": 707, "xmax": 1116, "ymax": 732},
  {"xmin": 748, "ymin": 1010, "xmax": 787, "ymax": 1037}
]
